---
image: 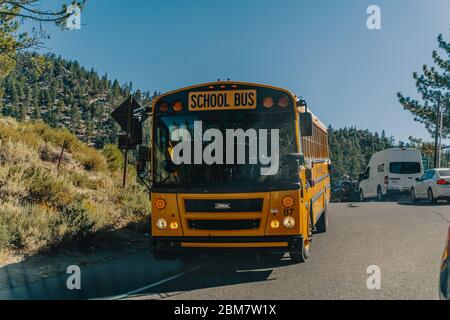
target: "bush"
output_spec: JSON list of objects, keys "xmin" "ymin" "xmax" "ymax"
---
[
  {"xmin": 59, "ymin": 201, "xmax": 95, "ymax": 242},
  {"xmin": 0, "ymin": 204, "xmax": 60, "ymax": 251},
  {"xmin": 23, "ymin": 167, "xmax": 73, "ymax": 209},
  {"xmin": 0, "ymin": 223, "xmax": 11, "ymax": 250},
  {"xmin": 102, "ymin": 144, "xmax": 123, "ymax": 172},
  {"xmin": 79, "ymin": 148, "xmax": 107, "ymax": 172},
  {"xmin": 116, "ymin": 183, "xmax": 150, "ymax": 218},
  {"xmin": 68, "ymin": 171, "xmax": 100, "ymax": 190}
]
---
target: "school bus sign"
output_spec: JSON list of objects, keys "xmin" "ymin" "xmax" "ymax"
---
[{"xmin": 188, "ymin": 90, "xmax": 257, "ymax": 111}]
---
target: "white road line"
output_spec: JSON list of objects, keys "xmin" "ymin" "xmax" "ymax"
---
[{"xmin": 105, "ymin": 256, "xmax": 223, "ymax": 300}]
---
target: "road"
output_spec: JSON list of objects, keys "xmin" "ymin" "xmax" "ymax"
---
[{"xmin": 1, "ymin": 201, "xmax": 449, "ymax": 300}]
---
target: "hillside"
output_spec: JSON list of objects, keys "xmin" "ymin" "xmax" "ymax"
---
[
  {"xmin": 0, "ymin": 117, "xmax": 150, "ymax": 264},
  {"xmin": 0, "ymin": 53, "xmax": 154, "ymax": 148},
  {"xmin": 328, "ymin": 127, "xmax": 394, "ymax": 185}
]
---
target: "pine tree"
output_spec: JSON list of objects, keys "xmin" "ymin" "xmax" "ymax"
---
[{"xmin": 398, "ymin": 34, "xmax": 450, "ymax": 138}]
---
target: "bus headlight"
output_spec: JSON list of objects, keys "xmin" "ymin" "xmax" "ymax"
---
[
  {"xmin": 156, "ymin": 218, "xmax": 168, "ymax": 230},
  {"xmin": 169, "ymin": 221, "xmax": 179, "ymax": 230},
  {"xmin": 270, "ymin": 220, "xmax": 280, "ymax": 229},
  {"xmin": 283, "ymin": 217, "xmax": 295, "ymax": 229}
]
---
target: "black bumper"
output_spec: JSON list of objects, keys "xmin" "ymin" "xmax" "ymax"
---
[{"xmin": 151, "ymin": 236, "xmax": 304, "ymax": 253}]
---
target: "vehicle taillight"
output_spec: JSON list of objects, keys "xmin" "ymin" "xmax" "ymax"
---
[
  {"xmin": 384, "ymin": 176, "xmax": 389, "ymax": 185},
  {"xmin": 437, "ymin": 179, "xmax": 449, "ymax": 185}
]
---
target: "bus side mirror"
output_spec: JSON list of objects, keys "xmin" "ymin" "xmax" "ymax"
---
[{"xmin": 299, "ymin": 112, "xmax": 313, "ymax": 137}]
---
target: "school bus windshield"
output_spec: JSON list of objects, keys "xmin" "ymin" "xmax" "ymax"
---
[{"xmin": 153, "ymin": 112, "xmax": 297, "ymax": 188}]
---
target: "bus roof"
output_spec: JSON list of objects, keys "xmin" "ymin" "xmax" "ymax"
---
[{"xmin": 154, "ymin": 81, "xmax": 296, "ymax": 101}]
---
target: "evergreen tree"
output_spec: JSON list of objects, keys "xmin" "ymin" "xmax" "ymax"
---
[{"xmin": 398, "ymin": 34, "xmax": 450, "ymax": 138}]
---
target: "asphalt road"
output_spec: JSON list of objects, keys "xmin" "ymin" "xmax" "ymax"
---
[{"xmin": 1, "ymin": 201, "xmax": 449, "ymax": 300}]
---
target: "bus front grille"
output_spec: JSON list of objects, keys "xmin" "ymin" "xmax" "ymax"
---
[
  {"xmin": 184, "ymin": 199, "xmax": 263, "ymax": 213},
  {"xmin": 188, "ymin": 219, "xmax": 261, "ymax": 231}
]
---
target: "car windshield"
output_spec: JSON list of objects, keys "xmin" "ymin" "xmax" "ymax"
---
[
  {"xmin": 153, "ymin": 112, "xmax": 297, "ymax": 187},
  {"xmin": 389, "ymin": 162, "xmax": 421, "ymax": 174}
]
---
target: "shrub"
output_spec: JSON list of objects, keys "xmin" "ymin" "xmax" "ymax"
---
[
  {"xmin": 59, "ymin": 201, "xmax": 95, "ymax": 242},
  {"xmin": 78, "ymin": 148, "xmax": 108, "ymax": 172},
  {"xmin": 102, "ymin": 144, "xmax": 123, "ymax": 172},
  {"xmin": 116, "ymin": 183, "xmax": 150, "ymax": 218},
  {"xmin": 68, "ymin": 171, "xmax": 100, "ymax": 190},
  {"xmin": 0, "ymin": 223, "xmax": 11, "ymax": 250},
  {"xmin": 23, "ymin": 167, "xmax": 73, "ymax": 209}
]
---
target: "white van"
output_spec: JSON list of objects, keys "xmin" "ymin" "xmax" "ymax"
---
[{"xmin": 359, "ymin": 148, "xmax": 424, "ymax": 201}]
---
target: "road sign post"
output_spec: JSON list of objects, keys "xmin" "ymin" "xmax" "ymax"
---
[{"xmin": 111, "ymin": 96, "xmax": 145, "ymax": 187}]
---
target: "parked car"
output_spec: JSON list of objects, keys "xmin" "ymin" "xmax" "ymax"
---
[
  {"xmin": 440, "ymin": 224, "xmax": 449, "ymax": 300},
  {"xmin": 359, "ymin": 148, "xmax": 423, "ymax": 201},
  {"xmin": 411, "ymin": 168, "xmax": 450, "ymax": 203},
  {"xmin": 333, "ymin": 181, "xmax": 360, "ymax": 202}
]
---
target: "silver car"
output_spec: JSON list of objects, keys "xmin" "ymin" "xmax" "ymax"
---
[{"xmin": 411, "ymin": 168, "xmax": 450, "ymax": 203}]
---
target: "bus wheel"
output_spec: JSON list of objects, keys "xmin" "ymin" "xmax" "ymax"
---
[
  {"xmin": 315, "ymin": 204, "xmax": 328, "ymax": 234},
  {"xmin": 290, "ymin": 239, "xmax": 311, "ymax": 263}
]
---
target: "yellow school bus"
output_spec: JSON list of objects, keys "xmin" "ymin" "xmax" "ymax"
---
[{"xmin": 149, "ymin": 82, "xmax": 330, "ymax": 263}]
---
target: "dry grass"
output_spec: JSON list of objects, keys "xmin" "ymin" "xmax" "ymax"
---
[{"xmin": 0, "ymin": 118, "xmax": 150, "ymax": 263}]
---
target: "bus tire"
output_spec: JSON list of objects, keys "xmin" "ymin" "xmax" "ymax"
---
[
  {"xmin": 315, "ymin": 205, "xmax": 328, "ymax": 234},
  {"xmin": 290, "ymin": 239, "xmax": 311, "ymax": 263}
]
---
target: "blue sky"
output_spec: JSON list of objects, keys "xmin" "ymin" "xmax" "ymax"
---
[{"xmin": 36, "ymin": 0, "xmax": 449, "ymax": 143}]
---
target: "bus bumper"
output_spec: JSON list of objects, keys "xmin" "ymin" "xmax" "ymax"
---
[{"xmin": 151, "ymin": 236, "xmax": 304, "ymax": 253}]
